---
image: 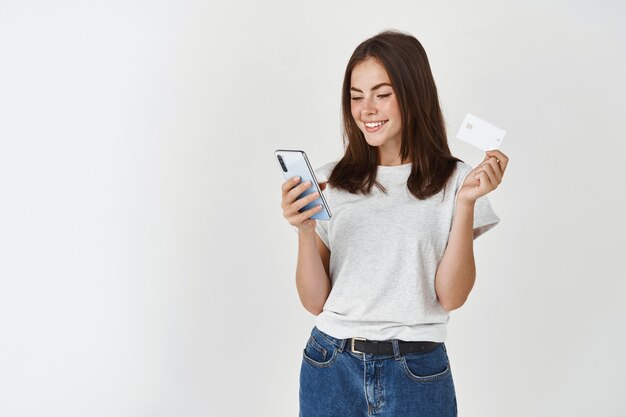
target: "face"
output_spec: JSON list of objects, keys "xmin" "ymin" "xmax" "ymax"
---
[{"xmin": 350, "ymin": 57, "xmax": 402, "ymax": 150}]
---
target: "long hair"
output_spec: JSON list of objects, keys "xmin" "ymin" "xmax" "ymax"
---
[{"xmin": 327, "ymin": 29, "xmax": 462, "ymax": 199}]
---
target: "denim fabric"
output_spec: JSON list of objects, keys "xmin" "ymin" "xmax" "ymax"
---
[{"xmin": 299, "ymin": 326, "xmax": 457, "ymax": 417}]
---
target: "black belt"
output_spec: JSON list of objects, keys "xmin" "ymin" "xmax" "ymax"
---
[{"xmin": 349, "ymin": 337, "xmax": 441, "ymax": 355}]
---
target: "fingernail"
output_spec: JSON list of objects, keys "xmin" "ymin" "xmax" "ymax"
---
[{"xmin": 293, "ymin": 176, "xmax": 299, "ymax": 182}]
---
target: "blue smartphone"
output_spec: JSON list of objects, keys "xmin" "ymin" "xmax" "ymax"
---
[{"xmin": 274, "ymin": 149, "xmax": 332, "ymax": 220}]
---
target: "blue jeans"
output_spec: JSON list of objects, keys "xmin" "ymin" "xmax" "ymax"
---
[{"xmin": 299, "ymin": 325, "xmax": 458, "ymax": 417}]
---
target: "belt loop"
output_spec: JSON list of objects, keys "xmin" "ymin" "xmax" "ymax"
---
[
  {"xmin": 338, "ymin": 338, "xmax": 346, "ymax": 353},
  {"xmin": 391, "ymin": 339, "xmax": 401, "ymax": 360}
]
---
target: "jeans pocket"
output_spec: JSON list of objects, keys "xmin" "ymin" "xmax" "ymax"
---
[
  {"xmin": 400, "ymin": 344, "xmax": 451, "ymax": 382},
  {"xmin": 302, "ymin": 329, "xmax": 339, "ymax": 368}
]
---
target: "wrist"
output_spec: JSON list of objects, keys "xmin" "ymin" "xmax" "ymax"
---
[
  {"xmin": 298, "ymin": 227, "xmax": 317, "ymax": 237},
  {"xmin": 455, "ymin": 196, "xmax": 476, "ymax": 209}
]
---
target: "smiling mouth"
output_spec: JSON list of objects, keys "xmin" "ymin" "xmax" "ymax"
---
[{"xmin": 364, "ymin": 120, "xmax": 388, "ymax": 128}]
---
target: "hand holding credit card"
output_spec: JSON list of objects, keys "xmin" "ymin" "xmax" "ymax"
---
[{"xmin": 456, "ymin": 113, "xmax": 506, "ymax": 151}]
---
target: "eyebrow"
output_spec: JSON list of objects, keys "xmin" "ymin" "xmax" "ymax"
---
[{"xmin": 350, "ymin": 82, "xmax": 393, "ymax": 93}]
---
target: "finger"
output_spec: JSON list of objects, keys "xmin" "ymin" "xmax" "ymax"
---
[
  {"xmin": 483, "ymin": 163, "xmax": 499, "ymax": 187},
  {"xmin": 475, "ymin": 166, "xmax": 496, "ymax": 188},
  {"xmin": 485, "ymin": 150, "xmax": 509, "ymax": 172},
  {"xmin": 282, "ymin": 176, "xmax": 301, "ymax": 195},
  {"xmin": 485, "ymin": 149, "xmax": 507, "ymax": 160},
  {"xmin": 281, "ymin": 177, "xmax": 303, "ymax": 210},
  {"xmin": 482, "ymin": 154, "xmax": 505, "ymax": 177},
  {"xmin": 475, "ymin": 171, "xmax": 494, "ymax": 192},
  {"xmin": 482, "ymin": 156, "xmax": 503, "ymax": 183},
  {"xmin": 296, "ymin": 204, "xmax": 323, "ymax": 224},
  {"xmin": 282, "ymin": 179, "xmax": 308, "ymax": 211},
  {"xmin": 292, "ymin": 189, "xmax": 321, "ymax": 212},
  {"xmin": 286, "ymin": 180, "xmax": 314, "ymax": 204},
  {"xmin": 285, "ymin": 188, "xmax": 320, "ymax": 217}
]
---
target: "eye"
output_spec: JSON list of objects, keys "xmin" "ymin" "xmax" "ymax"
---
[
  {"xmin": 377, "ymin": 93, "xmax": 392, "ymax": 99},
  {"xmin": 351, "ymin": 97, "xmax": 363, "ymax": 101}
]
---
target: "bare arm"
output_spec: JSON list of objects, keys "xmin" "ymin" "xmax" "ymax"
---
[
  {"xmin": 434, "ymin": 200, "xmax": 476, "ymax": 311},
  {"xmin": 436, "ymin": 151, "xmax": 508, "ymax": 311},
  {"xmin": 295, "ymin": 229, "xmax": 331, "ymax": 315},
  {"xmin": 280, "ymin": 176, "xmax": 331, "ymax": 316}
]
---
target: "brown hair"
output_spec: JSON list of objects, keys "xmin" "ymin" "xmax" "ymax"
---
[{"xmin": 326, "ymin": 29, "xmax": 462, "ymax": 199}]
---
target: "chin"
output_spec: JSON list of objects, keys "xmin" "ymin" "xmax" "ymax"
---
[{"xmin": 363, "ymin": 135, "xmax": 387, "ymax": 147}]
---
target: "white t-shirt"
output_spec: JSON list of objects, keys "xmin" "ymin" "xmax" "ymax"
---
[{"xmin": 313, "ymin": 160, "xmax": 500, "ymax": 342}]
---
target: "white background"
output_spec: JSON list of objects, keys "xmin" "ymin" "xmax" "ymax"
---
[{"xmin": 1, "ymin": 1, "xmax": 625, "ymax": 416}]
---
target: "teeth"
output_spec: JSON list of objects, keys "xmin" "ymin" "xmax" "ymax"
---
[{"xmin": 365, "ymin": 120, "xmax": 387, "ymax": 128}]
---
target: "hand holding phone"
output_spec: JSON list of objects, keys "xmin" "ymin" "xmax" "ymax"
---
[{"xmin": 275, "ymin": 149, "xmax": 332, "ymax": 233}]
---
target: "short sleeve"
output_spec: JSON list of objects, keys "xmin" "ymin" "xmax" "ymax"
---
[
  {"xmin": 472, "ymin": 194, "xmax": 500, "ymax": 239},
  {"xmin": 315, "ymin": 220, "xmax": 330, "ymax": 249},
  {"xmin": 455, "ymin": 162, "xmax": 501, "ymax": 240}
]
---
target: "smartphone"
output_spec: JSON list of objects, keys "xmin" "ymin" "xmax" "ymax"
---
[{"xmin": 274, "ymin": 149, "xmax": 332, "ymax": 220}]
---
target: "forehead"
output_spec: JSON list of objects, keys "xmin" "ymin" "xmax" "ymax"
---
[{"xmin": 350, "ymin": 58, "xmax": 391, "ymax": 87}]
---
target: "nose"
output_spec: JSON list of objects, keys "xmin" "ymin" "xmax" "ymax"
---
[{"xmin": 361, "ymin": 96, "xmax": 377, "ymax": 116}]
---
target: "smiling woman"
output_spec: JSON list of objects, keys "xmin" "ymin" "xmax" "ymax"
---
[
  {"xmin": 286, "ymin": 29, "xmax": 506, "ymax": 417},
  {"xmin": 328, "ymin": 29, "xmax": 465, "ymax": 199},
  {"xmin": 349, "ymin": 63, "xmax": 402, "ymax": 150}
]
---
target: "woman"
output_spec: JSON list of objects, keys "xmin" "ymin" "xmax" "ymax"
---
[{"xmin": 280, "ymin": 29, "xmax": 508, "ymax": 417}]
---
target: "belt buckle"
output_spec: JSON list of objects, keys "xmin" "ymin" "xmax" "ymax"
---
[{"xmin": 351, "ymin": 337, "xmax": 367, "ymax": 354}]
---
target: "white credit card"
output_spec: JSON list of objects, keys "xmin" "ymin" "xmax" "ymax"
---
[{"xmin": 456, "ymin": 113, "xmax": 506, "ymax": 151}]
